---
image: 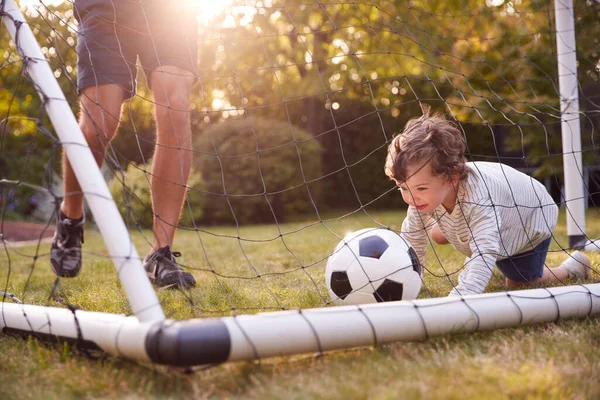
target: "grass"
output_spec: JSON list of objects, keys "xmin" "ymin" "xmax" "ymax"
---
[{"xmin": 1, "ymin": 208, "xmax": 600, "ymax": 399}]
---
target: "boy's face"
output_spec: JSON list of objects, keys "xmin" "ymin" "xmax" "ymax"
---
[{"xmin": 397, "ymin": 160, "xmax": 458, "ymax": 214}]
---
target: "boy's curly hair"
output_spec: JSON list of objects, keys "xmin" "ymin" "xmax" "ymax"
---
[{"xmin": 384, "ymin": 104, "xmax": 468, "ymax": 183}]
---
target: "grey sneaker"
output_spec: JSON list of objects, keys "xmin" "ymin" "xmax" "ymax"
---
[
  {"xmin": 50, "ymin": 211, "xmax": 84, "ymax": 278},
  {"xmin": 559, "ymin": 250, "xmax": 591, "ymax": 280},
  {"xmin": 143, "ymin": 246, "xmax": 196, "ymax": 289}
]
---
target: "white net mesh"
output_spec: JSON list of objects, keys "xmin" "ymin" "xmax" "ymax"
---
[{"xmin": 1, "ymin": 0, "xmax": 600, "ymax": 363}]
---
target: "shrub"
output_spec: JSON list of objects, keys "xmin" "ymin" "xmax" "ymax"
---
[
  {"xmin": 285, "ymin": 98, "xmax": 416, "ymax": 211},
  {"xmin": 109, "ymin": 161, "xmax": 204, "ymax": 229},
  {"xmin": 195, "ymin": 118, "xmax": 324, "ymax": 224}
]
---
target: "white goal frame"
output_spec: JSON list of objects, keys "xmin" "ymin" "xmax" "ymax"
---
[{"xmin": 1, "ymin": 0, "xmax": 599, "ymax": 367}]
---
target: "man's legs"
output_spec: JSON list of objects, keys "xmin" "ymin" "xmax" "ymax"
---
[
  {"xmin": 52, "ymin": 84, "xmax": 124, "ymax": 277},
  {"xmin": 148, "ymin": 65, "xmax": 195, "ymax": 251},
  {"xmin": 62, "ymin": 85, "xmax": 125, "ymax": 218}
]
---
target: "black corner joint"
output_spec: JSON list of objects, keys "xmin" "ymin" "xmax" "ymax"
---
[
  {"xmin": 569, "ymin": 234, "xmax": 587, "ymax": 250},
  {"xmin": 145, "ymin": 318, "xmax": 231, "ymax": 367}
]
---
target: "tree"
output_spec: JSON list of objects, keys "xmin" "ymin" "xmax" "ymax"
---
[{"xmin": 3, "ymin": 0, "xmax": 599, "ymax": 220}]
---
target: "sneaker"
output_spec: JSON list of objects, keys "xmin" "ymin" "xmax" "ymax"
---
[
  {"xmin": 50, "ymin": 211, "xmax": 84, "ymax": 278},
  {"xmin": 559, "ymin": 250, "xmax": 591, "ymax": 280},
  {"xmin": 143, "ymin": 245, "xmax": 196, "ymax": 289}
]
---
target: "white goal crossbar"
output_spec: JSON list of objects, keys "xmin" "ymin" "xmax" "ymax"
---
[{"xmin": 2, "ymin": 284, "xmax": 599, "ymax": 366}]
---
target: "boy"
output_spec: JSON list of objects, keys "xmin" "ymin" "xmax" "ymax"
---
[{"xmin": 384, "ymin": 105, "xmax": 591, "ymax": 296}]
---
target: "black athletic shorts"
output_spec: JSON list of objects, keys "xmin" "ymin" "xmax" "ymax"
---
[{"xmin": 74, "ymin": 0, "xmax": 198, "ymax": 99}]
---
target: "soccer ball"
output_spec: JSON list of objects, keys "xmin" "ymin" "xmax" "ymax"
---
[{"xmin": 325, "ymin": 228, "xmax": 422, "ymax": 305}]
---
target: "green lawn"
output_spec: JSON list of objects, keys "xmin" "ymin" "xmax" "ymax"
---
[{"xmin": 1, "ymin": 209, "xmax": 599, "ymax": 399}]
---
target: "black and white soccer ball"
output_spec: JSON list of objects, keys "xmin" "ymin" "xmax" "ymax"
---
[{"xmin": 325, "ymin": 228, "xmax": 422, "ymax": 305}]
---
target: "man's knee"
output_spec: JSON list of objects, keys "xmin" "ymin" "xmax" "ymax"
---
[
  {"xmin": 154, "ymin": 92, "xmax": 191, "ymax": 120},
  {"xmin": 78, "ymin": 85, "xmax": 124, "ymax": 147},
  {"xmin": 151, "ymin": 66, "xmax": 195, "ymax": 113},
  {"xmin": 79, "ymin": 110, "xmax": 119, "ymax": 149}
]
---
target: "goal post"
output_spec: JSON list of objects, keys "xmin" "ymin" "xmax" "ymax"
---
[
  {"xmin": 554, "ymin": 0, "xmax": 586, "ymax": 249},
  {"xmin": 1, "ymin": 0, "xmax": 599, "ymax": 369}
]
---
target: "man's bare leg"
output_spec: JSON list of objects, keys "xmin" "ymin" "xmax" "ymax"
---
[
  {"xmin": 52, "ymin": 84, "xmax": 124, "ymax": 277},
  {"xmin": 62, "ymin": 85, "xmax": 125, "ymax": 218},
  {"xmin": 149, "ymin": 65, "xmax": 195, "ymax": 251}
]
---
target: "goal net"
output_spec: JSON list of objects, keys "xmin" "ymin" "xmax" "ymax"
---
[{"xmin": 1, "ymin": 0, "xmax": 599, "ymax": 366}]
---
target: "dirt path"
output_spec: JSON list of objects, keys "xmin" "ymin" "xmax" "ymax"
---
[{"xmin": 1, "ymin": 221, "xmax": 55, "ymax": 245}]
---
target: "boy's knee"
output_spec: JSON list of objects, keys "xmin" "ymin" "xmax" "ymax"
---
[
  {"xmin": 430, "ymin": 225, "xmax": 449, "ymax": 245},
  {"xmin": 505, "ymin": 277, "xmax": 530, "ymax": 288},
  {"xmin": 431, "ymin": 234, "xmax": 448, "ymax": 245}
]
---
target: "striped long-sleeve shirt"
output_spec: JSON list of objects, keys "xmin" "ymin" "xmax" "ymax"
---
[{"xmin": 400, "ymin": 162, "xmax": 558, "ymax": 296}]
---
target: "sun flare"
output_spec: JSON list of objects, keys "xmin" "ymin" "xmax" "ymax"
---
[
  {"xmin": 190, "ymin": 0, "xmax": 233, "ymax": 24},
  {"xmin": 188, "ymin": 0, "xmax": 259, "ymax": 27}
]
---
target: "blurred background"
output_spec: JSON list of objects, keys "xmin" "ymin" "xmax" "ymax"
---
[{"xmin": 2, "ymin": 0, "xmax": 600, "ymax": 228}]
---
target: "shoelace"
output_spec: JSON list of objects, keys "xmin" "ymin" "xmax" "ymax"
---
[
  {"xmin": 151, "ymin": 247, "xmax": 182, "ymax": 269},
  {"xmin": 59, "ymin": 219, "xmax": 84, "ymax": 248}
]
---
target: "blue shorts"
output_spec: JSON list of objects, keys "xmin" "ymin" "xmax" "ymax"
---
[
  {"xmin": 496, "ymin": 237, "xmax": 552, "ymax": 282},
  {"xmin": 74, "ymin": 0, "xmax": 198, "ymax": 99}
]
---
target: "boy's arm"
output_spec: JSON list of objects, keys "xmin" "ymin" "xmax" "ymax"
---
[
  {"xmin": 400, "ymin": 207, "xmax": 433, "ymax": 269},
  {"xmin": 448, "ymin": 203, "xmax": 501, "ymax": 297}
]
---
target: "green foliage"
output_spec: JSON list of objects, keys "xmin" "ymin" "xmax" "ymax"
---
[
  {"xmin": 195, "ymin": 118, "xmax": 324, "ymax": 224},
  {"xmin": 3, "ymin": 0, "xmax": 600, "ymax": 221},
  {"xmin": 0, "ymin": 127, "xmax": 57, "ymax": 219},
  {"xmin": 0, "ymin": 3, "xmax": 72, "ymax": 219},
  {"xmin": 303, "ymin": 98, "xmax": 419, "ymax": 210},
  {"xmin": 108, "ymin": 161, "xmax": 204, "ymax": 229},
  {"xmin": 192, "ymin": 0, "xmax": 600, "ymax": 189}
]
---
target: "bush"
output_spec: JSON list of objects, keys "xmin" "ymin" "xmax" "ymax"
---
[
  {"xmin": 285, "ymin": 98, "xmax": 418, "ymax": 211},
  {"xmin": 320, "ymin": 100, "xmax": 401, "ymax": 210},
  {"xmin": 109, "ymin": 161, "xmax": 204, "ymax": 229},
  {"xmin": 195, "ymin": 118, "xmax": 324, "ymax": 224}
]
